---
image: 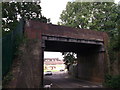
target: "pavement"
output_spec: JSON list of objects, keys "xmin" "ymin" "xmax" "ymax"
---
[{"xmin": 44, "ymin": 71, "xmax": 103, "ymax": 88}]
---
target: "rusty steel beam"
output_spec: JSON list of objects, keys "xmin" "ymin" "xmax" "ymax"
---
[{"xmin": 42, "ymin": 35, "xmax": 104, "ymax": 46}]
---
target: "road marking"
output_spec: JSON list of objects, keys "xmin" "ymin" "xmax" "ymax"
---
[
  {"xmin": 98, "ymin": 85, "xmax": 103, "ymax": 87},
  {"xmin": 91, "ymin": 86, "xmax": 99, "ymax": 88},
  {"xmin": 64, "ymin": 76, "xmax": 69, "ymax": 78},
  {"xmin": 82, "ymin": 86, "xmax": 90, "ymax": 88}
]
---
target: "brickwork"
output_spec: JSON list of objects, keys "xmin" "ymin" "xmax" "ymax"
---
[
  {"xmin": 22, "ymin": 20, "xmax": 109, "ymax": 87},
  {"xmin": 77, "ymin": 51, "xmax": 105, "ymax": 83},
  {"xmin": 15, "ymin": 40, "xmax": 43, "ymax": 88},
  {"xmin": 25, "ymin": 20, "xmax": 107, "ymax": 42}
]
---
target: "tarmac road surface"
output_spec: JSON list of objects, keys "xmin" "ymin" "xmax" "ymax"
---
[{"xmin": 44, "ymin": 71, "xmax": 103, "ymax": 88}]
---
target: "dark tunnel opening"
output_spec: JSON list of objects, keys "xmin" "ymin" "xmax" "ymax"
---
[
  {"xmin": 43, "ymin": 40, "xmax": 104, "ymax": 84},
  {"xmin": 44, "ymin": 40, "xmax": 101, "ymax": 53}
]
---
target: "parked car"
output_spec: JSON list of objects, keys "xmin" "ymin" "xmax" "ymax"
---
[
  {"xmin": 44, "ymin": 71, "xmax": 52, "ymax": 75},
  {"xmin": 60, "ymin": 69, "xmax": 64, "ymax": 71}
]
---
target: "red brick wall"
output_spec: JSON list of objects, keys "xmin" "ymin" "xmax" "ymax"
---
[
  {"xmin": 23, "ymin": 20, "xmax": 109, "ymax": 86},
  {"xmin": 25, "ymin": 20, "xmax": 107, "ymax": 42}
]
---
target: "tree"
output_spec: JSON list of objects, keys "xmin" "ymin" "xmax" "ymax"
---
[
  {"xmin": 2, "ymin": 1, "xmax": 50, "ymax": 34},
  {"xmin": 62, "ymin": 52, "xmax": 76, "ymax": 65},
  {"xmin": 62, "ymin": 52, "xmax": 77, "ymax": 71},
  {"xmin": 59, "ymin": 2, "xmax": 120, "ymax": 68},
  {"xmin": 59, "ymin": 2, "xmax": 119, "ymax": 38}
]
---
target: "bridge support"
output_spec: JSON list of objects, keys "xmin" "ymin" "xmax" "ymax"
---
[
  {"xmin": 15, "ymin": 40, "xmax": 43, "ymax": 88},
  {"xmin": 77, "ymin": 46, "xmax": 105, "ymax": 83}
]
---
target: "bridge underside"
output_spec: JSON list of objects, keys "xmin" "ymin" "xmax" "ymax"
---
[
  {"xmin": 45, "ymin": 40, "xmax": 100, "ymax": 52},
  {"xmin": 43, "ymin": 35, "xmax": 105, "ymax": 83},
  {"xmin": 43, "ymin": 35, "xmax": 103, "ymax": 52}
]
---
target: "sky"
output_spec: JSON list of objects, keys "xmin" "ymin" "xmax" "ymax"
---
[
  {"xmin": 40, "ymin": 0, "xmax": 74, "ymax": 24},
  {"xmin": 41, "ymin": 0, "xmax": 120, "ymax": 59},
  {"xmin": 44, "ymin": 51, "xmax": 64, "ymax": 60}
]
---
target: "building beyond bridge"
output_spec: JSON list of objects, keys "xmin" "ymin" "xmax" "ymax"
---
[{"xmin": 44, "ymin": 58, "xmax": 65, "ymax": 71}]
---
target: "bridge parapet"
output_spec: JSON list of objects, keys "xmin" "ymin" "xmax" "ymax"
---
[{"xmin": 25, "ymin": 20, "xmax": 106, "ymax": 42}]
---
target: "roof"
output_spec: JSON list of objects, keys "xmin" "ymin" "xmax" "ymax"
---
[{"xmin": 44, "ymin": 58, "xmax": 64, "ymax": 65}]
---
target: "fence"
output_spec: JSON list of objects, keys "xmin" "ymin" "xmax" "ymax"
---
[{"xmin": 2, "ymin": 20, "xmax": 24, "ymax": 76}]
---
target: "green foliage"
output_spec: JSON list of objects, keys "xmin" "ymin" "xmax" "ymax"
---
[
  {"xmin": 104, "ymin": 74, "xmax": 120, "ymax": 88},
  {"xmin": 14, "ymin": 35, "xmax": 28, "ymax": 56},
  {"xmin": 59, "ymin": 2, "xmax": 119, "ymax": 38},
  {"xmin": 62, "ymin": 52, "xmax": 76, "ymax": 65},
  {"xmin": 2, "ymin": 1, "xmax": 49, "ymax": 35},
  {"xmin": 2, "ymin": 72, "xmax": 13, "ymax": 87}
]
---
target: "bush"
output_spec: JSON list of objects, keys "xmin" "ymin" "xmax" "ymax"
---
[
  {"xmin": 104, "ymin": 74, "xmax": 120, "ymax": 88},
  {"xmin": 2, "ymin": 72, "xmax": 13, "ymax": 87}
]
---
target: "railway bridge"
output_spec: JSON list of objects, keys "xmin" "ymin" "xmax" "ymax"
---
[{"xmin": 16, "ymin": 20, "xmax": 109, "ymax": 88}]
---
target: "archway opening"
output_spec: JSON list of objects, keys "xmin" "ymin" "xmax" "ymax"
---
[{"xmin": 43, "ymin": 38, "xmax": 104, "ymax": 88}]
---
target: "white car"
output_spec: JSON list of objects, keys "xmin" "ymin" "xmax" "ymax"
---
[{"xmin": 44, "ymin": 71, "xmax": 52, "ymax": 75}]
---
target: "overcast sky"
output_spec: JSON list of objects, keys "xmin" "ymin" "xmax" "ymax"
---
[
  {"xmin": 40, "ymin": 0, "xmax": 73, "ymax": 24},
  {"xmin": 41, "ymin": 0, "xmax": 120, "ymax": 59}
]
